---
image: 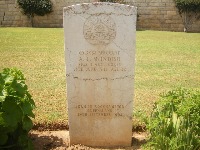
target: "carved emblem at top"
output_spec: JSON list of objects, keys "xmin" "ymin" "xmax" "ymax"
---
[{"xmin": 83, "ymin": 14, "xmax": 116, "ymax": 45}]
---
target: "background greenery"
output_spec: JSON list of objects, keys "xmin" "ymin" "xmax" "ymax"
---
[
  {"xmin": 0, "ymin": 28, "xmax": 199, "ymax": 128},
  {"xmin": 145, "ymin": 88, "xmax": 200, "ymax": 149},
  {"xmin": 0, "ymin": 68, "xmax": 35, "ymax": 149},
  {"xmin": 174, "ymin": 0, "xmax": 200, "ymax": 32},
  {"xmin": 174, "ymin": 0, "xmax": 200, "ymax": 13},
  {"xmin": 17, "ymin": 0, "xmax": 53, "ymax": 27}
]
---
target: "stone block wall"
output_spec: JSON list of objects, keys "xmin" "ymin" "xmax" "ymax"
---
[
  {"xmin": 0, "ymin": 0, "xmax": 200, "ymax": 32},
  {"xmin": 135, "ymin": 0, "xmax": 184, "ymax": 31},
  {"xmin": 130, "ymin": 0, "xmax": 199, "ymax": 32}
]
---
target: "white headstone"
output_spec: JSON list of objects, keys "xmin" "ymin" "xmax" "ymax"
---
[{"xmin": 64, "ymin": 2, "xmax": 137, "ymax": 147}]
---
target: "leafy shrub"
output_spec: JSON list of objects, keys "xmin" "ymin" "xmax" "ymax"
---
[
  {"xmin": 0, "ymin": 68, "xmax": 35, "ymax": 150},
  {"xmin": 174, "ymin": 0, "xmax": 200, "ymax": 14},
  {"xmin": 146, "ymin": 88, "xmax": 200, "ymax": 150},
  {"xmin": 174, "ymin": 0, "xmax": 200, "ymax": 32},
  {"xmin": 17, "ymin": 0, "xmax": 53, "ymax": 27}
]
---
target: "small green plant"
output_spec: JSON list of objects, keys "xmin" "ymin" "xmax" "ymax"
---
[
  {"xmin": 17, "ymin": 0, "xmax": 53, "ymax": 27},
  {"xmin": 145, "ymin": 88, "xmax": 200, "ymax": 150},
  {"xmin": 174, "ymin": 0, "xmax": 200, "ymax": 32},
  {"xmin": 0, "ymin": 68, "xmax": 35, "ymax": 149}
]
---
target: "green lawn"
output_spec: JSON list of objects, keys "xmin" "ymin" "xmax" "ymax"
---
[{"xmin": 0, "ymin": 28, "xmax": 200, "ymax": 127}]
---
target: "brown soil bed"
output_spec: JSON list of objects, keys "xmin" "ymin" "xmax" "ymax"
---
[{"xmin": 30, "ymin": 130, "xmax": 147, "ymax": 150}]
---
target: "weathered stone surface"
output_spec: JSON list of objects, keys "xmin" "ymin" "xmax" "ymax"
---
[{"xmin": 64, "ymin": 2, "xmax": 137, "ymax": 147}]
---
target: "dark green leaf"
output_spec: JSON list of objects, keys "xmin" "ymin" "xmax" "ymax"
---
[
  {"xmin": 0, "ymin": 112, "xmax": 6, "ymax": 126},
  {"xmin": 21, "ymin": 101, "xmax": 35, "ymax": 118},
  {"xmin": 11, "ymin": 80, "xmax": 26, "ymax": 97},
  {"xmin": 26, "ymin": 93, "xmax": 35, "ymax": 106},
  {"xmin": 18, "ymin": 132, "xmax": 29, "ymax": 148},
  {"xmin": 27, "ymin": 139, "xmax": 34, "ymax": 150},
  {"xmin": 0, "ymin": 74, "xmax": 4, "ymax": 93},
  {"xmin": 22, "ymin": 116, "xmax": 33, "ymax": 131},
  {"xmin": 2, "ymin": 98, "xmax": 23, "ymax": 127},
  {"xmin": 0, "ymin": 133, "xmax": 8, "ymax": 145}
]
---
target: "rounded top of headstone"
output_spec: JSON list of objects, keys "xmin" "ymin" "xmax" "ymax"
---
[{"xmin": 63, "ymin": 2, "xmax": 137, "ymax": 16}]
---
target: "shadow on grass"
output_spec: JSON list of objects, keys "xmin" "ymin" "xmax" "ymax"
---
[
  {"xmin": 132, "ymin": 136, "xmax": 146, "ymax": 149},
  {"xmin": 30, "ymin": 133, "xmax": 67, "ymax": 150},
  {"xmin": 136, "ymin": 28, "xmax": 146, "ymax": 31}
]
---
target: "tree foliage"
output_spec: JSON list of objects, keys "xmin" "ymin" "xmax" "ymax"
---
[
  {"xmin": 174, "ymin": 0, "xmax": 200, "ymax": 32},
  {"xmin": 17, "ymin": 0, "xmax": 53, "ymax": 26},
  {"xmin": 0, "ymin": 68, "xmax": 35, "ymax": 150},
  {"xmin": 174, "ymin": 0, "xmax": 200, "ymax": 13}
]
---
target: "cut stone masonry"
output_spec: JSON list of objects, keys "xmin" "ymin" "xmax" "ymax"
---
[{"xmin": 0, "ymin": 0, "xmax": 199, "ymax": 32}]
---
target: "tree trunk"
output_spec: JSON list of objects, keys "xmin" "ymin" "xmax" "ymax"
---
[
  {"xmin": 184, "ymin": 11, "xmax": 188, "ymax": 32},
  {"xmin": 30, "ymin": 14, "xmax": 34, "ymax": 27}
]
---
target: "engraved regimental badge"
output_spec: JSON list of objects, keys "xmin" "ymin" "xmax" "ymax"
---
[{"xmin": 83, "ymin": 14, "xmax": 116, "ymax": 45}]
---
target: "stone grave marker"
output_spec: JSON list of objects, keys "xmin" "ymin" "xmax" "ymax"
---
[{"xmin": 64, "ymin": 2, "xmax": 137, "ymax": 147}]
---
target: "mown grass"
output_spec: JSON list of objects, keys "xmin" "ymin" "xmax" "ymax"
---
[{"xmin": 0, "ymin": 28, "xmax": 200, "ymax": 127}]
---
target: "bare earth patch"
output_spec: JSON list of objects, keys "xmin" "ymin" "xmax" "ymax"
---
[{"xmin": 30, "ymin": 130, "xmax": 147, "ymax": 150}]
